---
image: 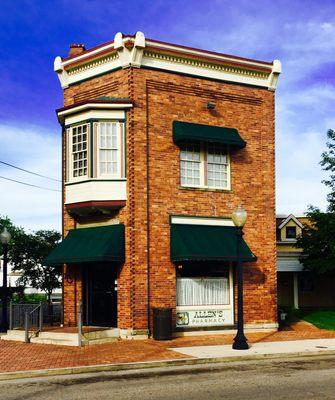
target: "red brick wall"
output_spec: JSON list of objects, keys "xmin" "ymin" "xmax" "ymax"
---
[
  {"xmin": 61, "ymin": 66, "xmax": 277, "ymax": 330},
  {"xmin": 131, "ymin": 69, "xmax": 277, "ymax": 328}
]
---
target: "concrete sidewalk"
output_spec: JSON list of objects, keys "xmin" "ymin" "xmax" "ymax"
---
[
  {"xmin": 1, "ymin": 338, "xmax": 335, "ymax": 382},
  {"xmin": 1, "ymin": 321, "xmax": 335, "ymax": 381},
  {"xmin": 171, "ymin": 338, "xmax": 335, "ymax": 358}
]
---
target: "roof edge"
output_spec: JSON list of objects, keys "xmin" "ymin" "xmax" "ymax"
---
[{"xmin": 54, "ymin": 31, "xmax": 281, "ymax": 91}]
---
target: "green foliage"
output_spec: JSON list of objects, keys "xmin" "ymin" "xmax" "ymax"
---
[
  {"xmin": 298, "ymin": 129, "xmax": 335, "ymax": 275},
  {"xmin": 0, "ymin": 216, "xmax": 25, "ymax": 256},
  {"xmin": 321, "ymin": 129, "xmax": 335, "ymax": 212},
  {"xmin": 0, "ymin": 216, "xmax": 61, "ymax": 302},
  {"xmin": 11, "ymin": 293, "xmax": 47, "ymax": 303},
  {"xmin": 302, "ymin": 311, "xmax": 335, "ymax": 331},
  {"xmin": 297, "ymin": 206, "xmax": 335, "ymax": 274}
]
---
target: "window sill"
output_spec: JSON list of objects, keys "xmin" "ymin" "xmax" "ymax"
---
[
  {"xmin": 179, "ymin": 185, "xmax": 232, "ymax": 194},
  {"xmin": 65, "ymin": 178, "xmax": 127, "ymax": 186}
]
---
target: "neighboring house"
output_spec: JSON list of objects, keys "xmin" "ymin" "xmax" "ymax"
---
[
  {"xmin": 0, "ymin": 257, "xmax": 61, "ymax": 299},
  {"xmin": 46, "ymin": 31, "xmax": 281, "ymax": 338},
  {"xmin": 0, "ymin": 258, "xmax": 21, "ymax": 289},
  {"xmin": 277, "ymin": 214, "xmax": 335, "ymax": 310}
]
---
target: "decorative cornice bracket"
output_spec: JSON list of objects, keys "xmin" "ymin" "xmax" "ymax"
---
[
  {"xmin": 54, "ymin": 55, "xmax": 69, "ymax": 88},
  {"xmin": 268, "ymin": 59, "xmax": 282, "ymax": 91},
  {"xmin": 114, "ymin": 31, "xmax": 145, "ymax": 69}
]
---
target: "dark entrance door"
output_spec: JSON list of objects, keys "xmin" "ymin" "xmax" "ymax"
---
[{"xmin": 84, "ymin": 264, "xmax": 117, "ymax": 326}]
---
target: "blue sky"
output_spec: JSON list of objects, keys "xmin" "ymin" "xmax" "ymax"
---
[{"xmin": 0, "ymin": 0, "xmax": 334, "ymax": 231}]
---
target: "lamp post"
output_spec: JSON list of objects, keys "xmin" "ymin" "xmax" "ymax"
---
[
  {"xmin": 232, "ymin": 205, "xmax": 249, "ymax": 350},
  {"xmin": 0, "ymin": 228, "xmax": 11, "ymax": 332}
]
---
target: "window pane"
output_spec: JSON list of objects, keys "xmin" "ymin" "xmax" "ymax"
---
[
  {"xmin": 72, "ymin": 124, "xmax": 88, "ymax": 178},
  {"xmin": 207, "ymin": 144, "xmax": 228, "ymax": 188},
  {"xmin": 180, "ymin": 145, "xmax": 201, "ymax": 186},
  {"xmin": 177, "ymin": 278, "xmax": 229, "ymax": 306},
  {"xmin": 99, "ymin": 122, "xmax": 119, "ymax": 176}
]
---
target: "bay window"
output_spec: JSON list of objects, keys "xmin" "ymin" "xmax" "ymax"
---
[
  {"xmin": 67, "ymin": 120, "xmax": 125, "ymax": 183},
  {"xmin": 180, "ymin": 143, "xmax": 230, "ymax": 190}
]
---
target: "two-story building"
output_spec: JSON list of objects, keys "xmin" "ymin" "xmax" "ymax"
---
[
  {"xmin": 277, "ymin": 214, "xmax": 335, "ymax": 310},
  {"xmin": 45, "ymin": 32, "xmax": 281, "ymax": 338}
]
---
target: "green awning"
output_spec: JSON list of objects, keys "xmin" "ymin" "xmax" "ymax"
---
[
  {"xmin": 173, "ymin": 121, "xmax": 246, "ymax": 148},
  {"xmin": 44, "ymin": 224, "xmax": 125, "ymax": 266},
  {"xmin": 171, "ymin": 224, "xmax": 256, "ymax": 262}
]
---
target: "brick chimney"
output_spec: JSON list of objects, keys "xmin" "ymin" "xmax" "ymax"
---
[{"xmin": 68, "ymin": 43, "xmax": 86, "ymax": 57}]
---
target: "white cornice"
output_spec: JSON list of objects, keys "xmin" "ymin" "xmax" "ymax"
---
[
  {"xmin": 57, "ymin": 102, "xmax": 133, "ymax": 124},
  {"xmin": 54, "ymin": 31, "xmax": 281, "ymax": 90}
]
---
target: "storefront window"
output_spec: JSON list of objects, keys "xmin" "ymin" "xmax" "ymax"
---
[
  {"xmin": 177, "ymin": 277, "xmax": 229, "ymax": 306},
  {"xmin": 175, "ymin": 264, "xmax": 234, "ymax": 328}
]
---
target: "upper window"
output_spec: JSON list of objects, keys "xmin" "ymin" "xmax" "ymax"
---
[
  {"xmin": 286, "ymin": 226, "xmax": 297, "ymax": 239},
  {"xmin": 67, "ymin": 121, "xmax": 125, "ymax": 183},
  {"xmin": 180, "ymin": 145, "xmax": 201, "ymax": 186},
  {"xmin": 180, "ymin": 144, "xmax": 230, "ymax": 190},
  {"xmin": 71, "ymin": 124, "xmax": 88, "ymax": 179},
  {"xmin": 98, "ymin": 122, "xmax": 120, "ymax": 177}
]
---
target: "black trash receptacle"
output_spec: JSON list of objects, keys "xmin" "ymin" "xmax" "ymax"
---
[{"xmin": 152, "ymin": 307, "xmax": 172, "ymax": 340}]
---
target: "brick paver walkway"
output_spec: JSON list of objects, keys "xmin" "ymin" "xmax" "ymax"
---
[{"xmin": 1, "ymin": 322, "xmax": 335, "ymax": 373}]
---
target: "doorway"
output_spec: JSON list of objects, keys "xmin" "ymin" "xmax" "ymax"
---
[{"xmin": 83, "ymin": 264, "xmax": 118, "ymax": 326}]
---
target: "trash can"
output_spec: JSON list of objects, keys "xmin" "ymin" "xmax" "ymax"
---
[{"xmin": 152, "ymin": 307, "xmax": 172, "ymax": 340}]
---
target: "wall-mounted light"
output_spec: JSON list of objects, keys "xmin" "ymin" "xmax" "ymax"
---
[{"xmin": 207, "ymin": 102, "xmax": 216, "ymax": 110}]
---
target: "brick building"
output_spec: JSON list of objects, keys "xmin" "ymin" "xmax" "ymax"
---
[{"xmin": 46, "ymin": 32, "xmax": 281, "ymax": 338}]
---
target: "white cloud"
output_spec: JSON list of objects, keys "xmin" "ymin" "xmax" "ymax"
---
[
  {"xmin": 0, "ymin": 123, "xmax": 61, "ymax": 232},
  {"xmin": 276, "ymin": 128, "xmax": 329, "ymax": 215}
]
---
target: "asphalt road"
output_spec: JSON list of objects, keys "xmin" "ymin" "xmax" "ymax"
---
[{"xmin": 2, "ymin": 355, "xmax": 335, "ymax": 400}]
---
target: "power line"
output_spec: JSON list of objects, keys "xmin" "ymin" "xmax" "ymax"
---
[
  {"xmin": 0, "ymin": 160, "xmax": 61, "ymax": 183},
  {"xmin": 0, "ymin": 175, "xmax": 61, "ymax": 192}
]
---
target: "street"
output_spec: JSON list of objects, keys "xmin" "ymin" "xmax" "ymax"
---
[{"xmin": 2, "ymin": 355, "xmax": 335, "ymax": 400}]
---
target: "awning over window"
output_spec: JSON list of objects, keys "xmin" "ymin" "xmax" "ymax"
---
[
  {"xmin": 173, "ymin": 121, "xmax": 246, "ymax": 148},
  {"xmin": 171, "ymin": 224, "xmax": 256, "ymax": 262},
  {"xmin": 44, "ymin": 224, "xmax": 125, "ymax": 266}
]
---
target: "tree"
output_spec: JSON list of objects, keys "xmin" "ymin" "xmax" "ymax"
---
[
  {"xmin": 320, "ymin": 129, "xmax": 335, "ymax": 212},
  {"xmin": 297, "ymin": 206, "xmax": 335, "ymax": 274},
  {"xmin": 0, "ymin": 216, "xmax": 61, "ymax": 303},
  {"xmin": 297, "ymin": 129, "xmax": 335, "ymax": 274},
  {"xmin": 10, "ymin": 230, "xmax": 62, "ymax": 304}
]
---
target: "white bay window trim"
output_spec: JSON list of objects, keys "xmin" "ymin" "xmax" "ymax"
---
[
  {"xmin": 66, "ymin": 120, "xmax": 126, "ymax": 184},
  {"xmin": 96, "ymin": 121, "xmax": 123, "ymax": 179},
  {"xmin": 68, "ymin": 123, "xmax": 90, "ymax": 182},
  {"xmin": 180, "ymin": 144, "xmax": 231, "ymax": 190}
]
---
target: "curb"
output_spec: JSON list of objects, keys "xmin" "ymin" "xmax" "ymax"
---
[{"xmin": 1, "ymin": 349, "xmax": 335, "ymax": 382}]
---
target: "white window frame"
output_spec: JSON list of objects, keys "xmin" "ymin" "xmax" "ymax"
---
[
  {"xmin": 66, "ymin": 120, "xmax": 126, "ymax": 184},
  {"xmin": 176, "ymin": 266, "xmax": 234, "ymax": 324},
  {"xmin": 180, "ymin": 143, "xmax": 231, "ymax": 190},
  {"xmin": 68, "ymin": 123, "xmax": 89, "ymax": 183},
  {"xmin": 180, "ymin": 144, "xmax": 203, "ymax": 188},
  {"xmin": 96, "ymin": 121, "xmax": 123, "ymax": 179}
]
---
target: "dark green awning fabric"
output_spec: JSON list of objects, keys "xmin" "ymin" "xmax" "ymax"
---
[
  {"xmin": 44, "ymin": 224, "xmax": 125, "ymax": 266},
  {"xmin": 173, "ymin": 121, "xmax": 246, "ymax": 148},
  {"xmin": 171, "ymin": 224, "xmax": 256, "ymax": 262}
]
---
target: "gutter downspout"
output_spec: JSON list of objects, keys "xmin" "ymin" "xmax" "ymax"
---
[
  {"xmin": 61, "ymin": 124, "xmax": 65, "ymax": 326},
  {"xmin": 146, "ymin": 81, "xmax": 151, "ymax": 336}
]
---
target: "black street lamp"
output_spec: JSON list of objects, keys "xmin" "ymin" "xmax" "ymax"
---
[
  {"xmin": 232, "ymin": 205, "xmax": 249, "ymax": 350},
  {"xmin": 0, "ymin": 227, "xmax": 11, "ymax": 332}
]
